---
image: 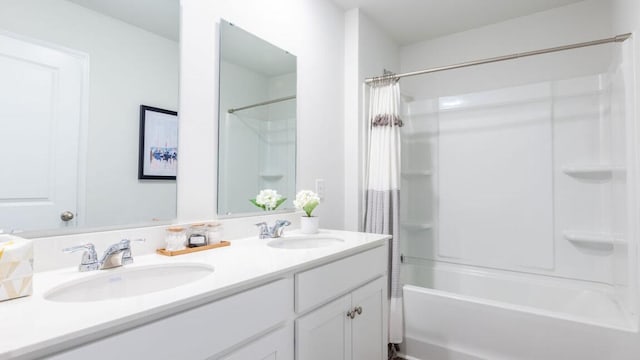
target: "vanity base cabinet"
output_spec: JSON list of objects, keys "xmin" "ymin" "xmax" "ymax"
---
[
  {"xmin": 295, "ymin": 276, "xmax": 387, "ymax": 360},
  {"xmin": 45, "ymin": 279, "xmax": 293, "ymax": 360},
  {"xmin": 35, "ymin": 242, "xmax": 389, "ymax": 360}
]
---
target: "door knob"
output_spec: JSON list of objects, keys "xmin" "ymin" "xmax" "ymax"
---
[{"xmin": 60, "ymin": 211, "xmax": 75, "ymax": 222}]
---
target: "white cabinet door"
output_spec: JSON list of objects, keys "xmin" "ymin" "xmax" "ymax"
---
[
  {"xmin": 351, "ymin": 277, "xmax": 386, "ymax": 360},
  {"xmin": 0, "ymin": 32, "xmax": 87, "ymax": 231},
  {"xmin": 295, "ymin": 277, "xmax": 387, "ymax": 360},
  {"xmin": 218, "ymin": 325, "xmax": 293, "ymax": 360},
  {"xmin": 296, "ymin": 295, "xmax": 351, "ymax": 360}
]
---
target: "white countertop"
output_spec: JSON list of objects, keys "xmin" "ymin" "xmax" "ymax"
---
[{"xmin": 0, "ymin": 230, "xmax": 389, "ymax": 359}]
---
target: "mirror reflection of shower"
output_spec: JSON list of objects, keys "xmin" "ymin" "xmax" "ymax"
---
[{"xmin": 217, "ymin": 20, "xmax": 297, "ymax": 216}]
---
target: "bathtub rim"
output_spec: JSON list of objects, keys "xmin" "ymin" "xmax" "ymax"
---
[
  {"xmin": 402, "ymin": 256, "xmax": 623, "ymax": 293},
  {"xmin": 403, "ymin": 283, "xmax": 638, "ymax": 332}
]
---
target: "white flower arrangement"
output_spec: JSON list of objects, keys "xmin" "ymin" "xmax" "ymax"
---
[
  {"xmin": 250, "ymin": 189, "xmax": 286, "ymax": 211},
  {"xmin": 293, "ymin": 190, "xmax": 320, "ymax": 217}
]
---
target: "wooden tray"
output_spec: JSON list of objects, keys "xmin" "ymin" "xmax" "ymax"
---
[{"xmin": 156, "ymin": 241, "xmax": 230, "ymax": 256}]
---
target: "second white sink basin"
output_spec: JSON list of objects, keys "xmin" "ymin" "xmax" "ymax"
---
[
  {"xmin": 45, "ymin": 263, "xmax": 214, "ymax": 302},
  {"xmin": 267, "ymin": 236, "xmax": 344, "ymax": 249}
]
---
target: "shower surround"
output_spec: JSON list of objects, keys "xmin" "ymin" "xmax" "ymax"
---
[{"xmin": 395, "ymin": 31, "xmax": 636, "ymax": 360}]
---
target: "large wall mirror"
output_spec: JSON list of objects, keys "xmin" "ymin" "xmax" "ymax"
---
[
  {"xmin": 0, "ymin": 0, "xmax": 180, "ymax": 234},
  {"xmin": 217, "ymin": 20, "xmax": 297, "ymax": 216}
]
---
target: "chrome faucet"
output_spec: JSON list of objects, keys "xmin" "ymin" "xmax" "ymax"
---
[
  {"xmin": 63, "ymin": 238, "xmax": 145, "ymax": 272},
  {"xmin": 63, "ymin": 243, "xmax": 99, "ymax": 272},
  {"xmin": 255, "ymin": 220, "xmax": 291, "ymax": 239},
  {"xmin": 99, "ymin": 238, "xmax": 145, "ymax": 270}
]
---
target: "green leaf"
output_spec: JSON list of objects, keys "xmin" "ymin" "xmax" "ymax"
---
[
  {"xmin": 274, "ymin": 197, "xmax": 287, "ymax": 210},
  {"xmin": 250, "ymin": 197, "xmax": 287, "ymax": 211},
  {"xmin": 302, "ymin": 200, "xmax": 319, "ymax": 217},
  {"xmin": 249, "ymin": 199, "xmax": 266, "ymax": 211}
]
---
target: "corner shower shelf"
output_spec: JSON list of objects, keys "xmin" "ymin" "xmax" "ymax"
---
[
  {"xmin": 401, "ymin": 170, "xmax": 433, "ymax": 178},
  {"xmin": 259, "ymin": 173, "xmax": 284, "ymax": 180},
  {"xmin": 401, "ymin": 222, "xmax": 433, "ymax": 231},
  {"xmin": 562, "ymin": 165, "xmax": 625, "ymax": 180},
  {"xmin": 563, "ymin": 231, "xmax": 625, "ymax": 249}
]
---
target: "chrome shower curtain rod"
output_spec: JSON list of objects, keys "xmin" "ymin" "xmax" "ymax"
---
[
  {"xmin": 364, "ymin": 33, "xmax": 632, "ymax": 84},
  {"xmin": 227, "ymin": 95, "xmax": 296, "ymax": 114}
]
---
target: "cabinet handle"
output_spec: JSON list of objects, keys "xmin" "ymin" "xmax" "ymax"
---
[
  {"xmin": 347, "ymin": 306, "xmax": 362, "ymax": 319},
  {"xmin": 346, "ymin": 310, "xmax": 356, "ymax": 319}
]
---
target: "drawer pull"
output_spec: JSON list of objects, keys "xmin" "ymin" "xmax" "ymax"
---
[
  {"xmin": 346, "ymin": 310, "xmax": 356, "ymax": 319},
  {"xmin": 355, "ymin": 306, "xmax": 362, "ymax": 315}
]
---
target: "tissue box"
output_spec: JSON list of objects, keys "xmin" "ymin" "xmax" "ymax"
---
[{"xmin": 0, "ymin": 235, "xmax": 33, "ymax": 301}]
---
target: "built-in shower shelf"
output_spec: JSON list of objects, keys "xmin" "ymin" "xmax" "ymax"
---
[
  {"xmin": 401, "ymin": 222, "xmax": 433, "ymax": 231},
  {"xmin": 401, "ymin": 170, "xmax": 433, "ymax": 178},
  {"xmin": 563, "ymin": 231, "xmax": 625, "ymax": 249},
  {"xmin": 562, "ymin": 165, "xmax": 625, "ymax": 180},
  {"xmin": 259, "ymin": 173, "xmax": 284, "ymax": 180}
]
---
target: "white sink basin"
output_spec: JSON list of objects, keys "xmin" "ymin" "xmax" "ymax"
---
[
  {"xmin": 267, "ymin": 236, "xmax": 344, "ymax": 249},
  {"xmin": 45, "ymin": 263, "xmax": 214, "ymax": 302}
]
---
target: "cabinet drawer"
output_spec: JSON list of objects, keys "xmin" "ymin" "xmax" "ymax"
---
[
  {"xmin": 295, "ymin": 245, "xmax": 386, "ymax": 313},
  {"xmin": 47, "ymin": 278, "xmax": 293, "ymax": 360}
]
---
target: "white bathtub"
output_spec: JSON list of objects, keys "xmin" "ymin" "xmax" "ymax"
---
[{"xmin": 401, "ymin": 262, "xmax": 640, "ymax": 360}]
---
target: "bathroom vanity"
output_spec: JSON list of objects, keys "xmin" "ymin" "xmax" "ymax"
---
[{"xmin": 0, "ymin": 230, "xmax": 389, "ymax": 360}]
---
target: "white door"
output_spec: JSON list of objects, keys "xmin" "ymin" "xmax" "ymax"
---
[
  {"xmin": 296, "ymin": 295, "xmax": 351, "ymax": 360},
  {"xmin": 351, "ymin": 277, "xmax": 386, "ymax": 360},
  {"xmin": 0, "ymin": 32, "xmax": 87, "ymax": 231}
]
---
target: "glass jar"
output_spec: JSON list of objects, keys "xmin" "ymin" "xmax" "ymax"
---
[
  {"xmin": 165, "ymin": 226, "xmax": 186, "ymax": 251},
  {"xmin": 188, "ymin": 223, "xmax": 209, "ymax": 247},
  {"xmin": 206, "ymin": 222, "xmax": 223, "ymax": 244}
]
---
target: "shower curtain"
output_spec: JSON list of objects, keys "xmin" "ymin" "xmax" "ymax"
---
[{"xmin": 364, "ymin": 80, "xmax": 403, "ymax": 343}]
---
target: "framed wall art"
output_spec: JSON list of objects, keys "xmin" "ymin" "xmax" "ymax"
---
[{"xmin": 138, "ymin": 105, "xmax": 178, "ymax": 180}]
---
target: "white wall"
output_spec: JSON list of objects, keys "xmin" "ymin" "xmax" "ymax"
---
[
  {"xmin": 400, "ymin": 0, "xmax": 613, "ymax": 98},
  {"xmin": 0, "ymin": 0, "xmax": 179, "ymax": 228},
  {"xmin": 344, "ymin": 9, "xmax": 400, "ymax": 231},
  {"xmin": 612, "ymin": 0, "xmax": 640, "ymax": 33},
  {"xmin": 178, "ymin": 0, "xmax": 346, "ymax": 229}
]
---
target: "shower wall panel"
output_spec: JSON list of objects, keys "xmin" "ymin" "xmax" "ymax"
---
[
  {"xmin": 437, "ymin": 84, "xmax": 554, "ymax": 271},
  {"xmin": 400, "ymin": 70, "xmax": 627, "ymax": 283}
]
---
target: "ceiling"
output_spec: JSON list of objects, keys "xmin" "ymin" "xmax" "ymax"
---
[
  {"xmin": 66, "ymin": 0, "xmax": 586, "ymax": 46},
  {"xmin": 331, "ymin": 0, "xmax": 587, "ymax": 45},
  {"xmin": 68, "ymin": 0, "xmax": 179, "ymax": 41}
]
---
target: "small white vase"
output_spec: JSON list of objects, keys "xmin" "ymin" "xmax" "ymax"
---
[{"xmin": 300, "ymin": 216, "xmax": 319, "ymax": 234}]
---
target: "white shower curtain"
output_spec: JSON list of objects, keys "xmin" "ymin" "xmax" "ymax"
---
[{"xmin": 364, "ymin": 80, "xmax": 403, "ymax": 343}]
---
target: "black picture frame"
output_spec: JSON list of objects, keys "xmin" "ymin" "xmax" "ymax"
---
[{"xmin": 138, "ymin": 105, "xmax": 178, "ymax": 180}]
